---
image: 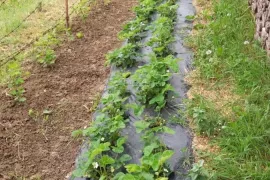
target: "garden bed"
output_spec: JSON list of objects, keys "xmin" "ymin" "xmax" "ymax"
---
[{"xmin": 72, "ymin": 0, "xmax": 196, "ymax": 179}]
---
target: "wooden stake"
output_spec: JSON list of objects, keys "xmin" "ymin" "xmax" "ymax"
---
[{"xmin": 65, "ymin": 0, "xmax": 69, "ymax": 28}]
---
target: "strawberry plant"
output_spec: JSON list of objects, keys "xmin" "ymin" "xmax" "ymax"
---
[
  {"xmin": 133, "ymin": 0, "xmax": 162, "ymax": 20},
  {"xmin": 73, "ymin": 138, "xmax": 132, "ymax": 179},
  {"xmin": 147, "ymin": 17, "xmax": 175, "ymax": 57},
  {"xmin": 82, "ymin": 114, "xmax": 126, "ymax": 143},
  {"xmin": 118, "ymin": 17, "xmax": 148, "ymax": 43},
  {"xmin": 108, "ymin": 72, "xmax": 130, "ymax": 98},
  {"xmin": 72, "ymin": 73, "xmax": 131, "ymax": 179},
  {"xmin": 72, "ymin": 0, "xmax": 181, "ymax": 178},
  {"xmin": 106, "ymin": 43, "xmax": 139, "ymax": 68},
  {"xmin": 157, "ymin": 1, "xmax": 179, "ymax": 19},
  {"xmin": 132, "ymin": 55, "xmax": 178, "ymax": 111},
  {"xmin": 114, "ymin": 117, "xmax": 175, "ymax": 179},
  {"xmin": 101, "ymin": 93, "xmax": 128, "ymax": 117}
]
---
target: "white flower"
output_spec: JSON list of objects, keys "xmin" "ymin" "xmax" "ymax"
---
[
  {"xmin": 221, "ymin": 126, "xmax": 227, "ymax": 129},
  {"xmin": 244, "ymin": 41, "xmax": 250, "ymax": 45},
  {"xmin": 92, "ymin": 162, "xmax": 99, "ymax": 169},
  {"xmin": 206, "ymin": 50, "xmax": 212, "ymax": 55},
  {"xmin": 101, "ymin": 137, "xmax": 105, "ymax": 142},
  {"xmin": 83, "ymin": 126, "xmax": 87, "ymax": 129},
  {"xmin": 164, "ymin": 168, "xmax": 169, "ymax": 173},
  {"xmin": 111, "ymin": 167, "xmax": 115, "ymax": 173},
  {"xmin": 155, "ymin": 172, "xmax": 159, "ymax": 176},
  {"xmin": 166, "ymin": 70, "xmax": 170, "ymax": 73}
]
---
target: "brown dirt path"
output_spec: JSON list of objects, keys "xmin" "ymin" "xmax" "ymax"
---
[{"xmin": 0, "ymin": 0, "xmax": 136, "ymax": 179}]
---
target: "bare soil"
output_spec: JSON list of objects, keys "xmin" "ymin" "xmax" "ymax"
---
[{"xmin": 0, "ymin": 0, "xmax": 136, "ymax": 179}]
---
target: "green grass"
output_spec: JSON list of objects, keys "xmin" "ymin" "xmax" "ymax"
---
[
  {"xmin": 0, "ymin": 0, "xmax": 40, "ymax": 37},
  {"xmin": 187, "ymin": 0, "xmax": 270, "ymax": 179}
]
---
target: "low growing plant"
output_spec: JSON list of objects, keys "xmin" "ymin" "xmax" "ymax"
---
[
  {"xmin": 72, "ymin": 72, "xmax": 131, "ymax": 179},
  {"xmin": 157, "ymin": 1, "xmax": 178, "ymax": 19},
  {"xmin": 147, "ymin": 16, "xmax": 175, "ymax": 57},
  {"xmin": 7, "ymin": 62, "xmax": 26, "ymax": 102},
  {"xmin": 188, "ymin": 160, "xmax": 209, "ymax": 180},
  {"xmin": 36, "ymin": 48, "xmax": 56, "ymax": 66},
  {"xmin": 73, "ymin": 138, "xmax": 132, "ymax": 179},
  {"xmin": 133, "ymin": 0, "xmax": 163, "ymax": 20},
  {"xmin": 34, "ymin": 31, "xmax": 60, "ymax": 67},
  {"xmin": 186, "ymin": 95, "xmax": 226, "ymax": 136},
  {"xmin": 106, "ymin": 43, "xmax": 139, "ymax": 68},
  {"xmin": 118, "ymin": 17, "xmax": 148, "ymax": 43},
  {"xmin": 132, "ymin": 55, "xmax": 178, "ymax": 111},
  {"xmin": 114, "ymin": 117, "xmax": 175, "ymax": 179},
  {"xmin": 108, "ymin": 72, "xmax": 130, "ymax": 97}
]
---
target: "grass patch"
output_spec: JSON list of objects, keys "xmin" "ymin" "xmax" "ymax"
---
[
  {"xmin": 187, "ymin": 0, "xmax": 270, "ymax": 179},
  {"xmin": 0, "ymin": 0, "xmax": 98, "ymax": 85}
]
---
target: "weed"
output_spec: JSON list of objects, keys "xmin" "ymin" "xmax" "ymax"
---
[
  {"xmin": 34, "ymin": 31, "xmax": 60, "ymax": 66},
  {"xmin": 188, "ymin": 160, "xmax": 209, "ymax": 180},
  {"xmin": 88, "ymin": 94, "xmax": 102, "ymax": 113},
  {"xmin": 36, "ymin": 49, "xmax": 56, "ymax": 66},
  {"xmin": 185, "ymin": 15, "xmax": 195, "ymax": 22},
  {"xmin": 76, "ymin": 32, "xmax": 84, "ymax": 39},
  {"xmin": 28, "ymin": 108, "xmax": 39, "ymax": 121},
  {"xmin": 72, "ymin": 0, "xmax": 94, "ymax": 19},
  {"xmin": 7, "ymin": 62, "xmax": 26, "ymax": 102},
  {"xmin": 186, "ymin": 95, "xmax": 226, "ymax": 136}
]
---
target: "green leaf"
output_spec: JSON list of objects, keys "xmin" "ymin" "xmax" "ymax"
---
[
  {"xmin": 121, "ymin": 174, "xmax": 137, "ymax": 180},
  {"xmin": 151, "ymin": 153, "xmax": 160, "ymax": 171},
  {"xmin": 141, "ymin": 172, "xmax": 154, "ymax": 180},
  {"xmin": 149, "ymin": 94, "xmax": 164, "ymax": 105},
  {"xmin": 72, "ymin": 168, "xmax": 84, "ymax": 177},
  {"xmin": 117, "ymin": 137, "xmax": 127, "ymax": 146},
  {"xmin": 119, "ymin": 154, "xmax": 132, "ymax": 162},
  {"xmin": 112, "ymin": 146, "xmax": 124, "ymax": 153},
  {"xmin": 163, "ymin": 126, "xmax": 175, "ymax": 134},
  {"xmin": 100, "ymin": 155, "xmax": 115, "ymax": 167},
  {"xmin": 125, "ymin": 164, "xmax": 142, "ymax": 173},
  {"xmin": 71, "ymin": 130, "xmax": 83, "ymax": 138},
  {"xmin": 143, "ymin": 143, "xmax": 159, "ymax": 156},
  {"xmin": 99, "ymin": 175, "xmax": 106, "ymax": 180},
  {"xmin": 134, "ymin": 104, "xmax": 145, "ymax": 116},
  {"xmin": 134, "ymin": 121, "xmax": 150, "ymax": 133},
  {"xmin": 90, "ymin": 142, "xmax": 110, "ymax": 160},
  {"xmin": 113, "ymin": 172, "xmax": 125, "ymax": 180},
  {"xmin": 159, "ymin": 150, "xmax": 174, "ymax": 166}
]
